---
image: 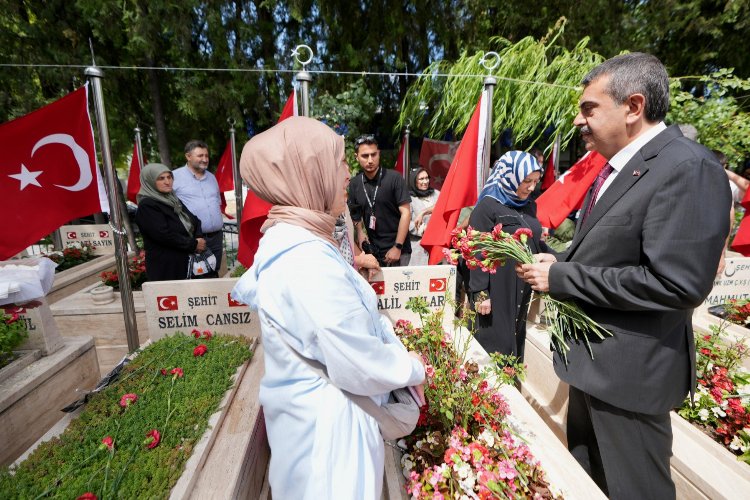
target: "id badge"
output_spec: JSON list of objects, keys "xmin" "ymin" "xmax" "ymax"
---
[{"xmin": 369, "ymin": 215, "xmax": 377, "ymax": 230}]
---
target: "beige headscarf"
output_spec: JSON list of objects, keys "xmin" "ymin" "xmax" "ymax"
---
[{"xmin": 239, "ymin": 116, "xmax": 347, "ymax": 246}]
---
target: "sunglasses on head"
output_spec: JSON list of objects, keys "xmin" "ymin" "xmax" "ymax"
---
[{"xmin": 355, "ymin": 134, "xmax": 376, "ymax": 146}]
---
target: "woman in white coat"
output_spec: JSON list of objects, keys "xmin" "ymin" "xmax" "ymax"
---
[{"xmin": 231, "ymin": 117, "xmax": 425, "ymax": 500}]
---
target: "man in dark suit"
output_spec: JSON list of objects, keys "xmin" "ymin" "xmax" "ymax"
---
[{"xmin": 518, "ymin": 53, "xmax": 731, "ymax": 498}]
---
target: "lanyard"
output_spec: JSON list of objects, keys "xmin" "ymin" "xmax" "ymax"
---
[{"xmin": 361, "ymin": 168, "xmax": 382, "ymax": 210}]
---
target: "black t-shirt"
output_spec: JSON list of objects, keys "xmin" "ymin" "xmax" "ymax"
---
[{"xmin": 348, "ymin": 167, "xmax": 411, "ymax": 257}]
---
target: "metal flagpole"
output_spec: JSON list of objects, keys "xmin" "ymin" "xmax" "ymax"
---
[
  {"xmin": 553, "ymin": 133, "xmax": 561, "ymax": 178},
  {"xmin": 403, "ymin": 121, "xmax": 411, "ymax": 181},
  {"xmin": 479, "ymin": 51, "xmax": 500, "ymax": 193},
  {"xmin": 229, "ymin": 118, "xmax": 242, "ymax": 227},
  {"xmin": 85, "ymin": 65, "xmax": 139, "ymax": 351},
  {"xmin": 292, "ymin": 45, "xmax": 314, "ymax": 117}
]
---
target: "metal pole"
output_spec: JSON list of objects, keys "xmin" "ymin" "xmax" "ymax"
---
[
  {"xmin": 481, "ymin": 77, "xmax": 497, "ymax": 193},
  {"xmin": 229, "ymin": 122, "xmax": 242, "ymax": 227},
  {"xmin": 553, "ymin": 133, "xmax": 561, "ymax": 178},
  {"xmin": 85, "ymin": 66, "xmax": 139, "ymax": 351},
  {"xmin": 403, "ymin": 124, "xmax": 410, "ymax": 181},
  {"xmin": 297, "ymin": 71, "xmax": 311, "ymax": 117},
  {"xmin": 134, "ymin": 126, "xmax": 145, "ymax": 172}
]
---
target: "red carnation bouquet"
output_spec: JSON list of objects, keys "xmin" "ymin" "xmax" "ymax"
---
[{"xmin": 444, "ymin": 225, "xmax": 611, "ymax": 362}]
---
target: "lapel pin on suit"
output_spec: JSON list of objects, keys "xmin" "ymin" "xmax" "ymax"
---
[{"xmin": 633, "ymin": 170, "xmax": 641, "ymax": 176}]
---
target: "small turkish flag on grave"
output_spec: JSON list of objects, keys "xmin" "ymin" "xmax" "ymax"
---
[
  {"xmin": 227, "ymin": 293, "xmax": 244, "ymax": 307},
  {"xmin": 157, "ymin": 296, "xmax": 178, "ymax": 311},
  {"xmin": 370, "ymin": 281, "xmax": 385, "ymax": 295},
  {"xmin": 67, "ymin": 232, "xmax": 77, "ymax": 239},
  {"xmin": 3, "ymin": 306, "xmax": 26, "ymax": 314},
  {"xmin": 429, "ymin": 278, "xmax": 447, "ymax": 292},
  {"xmin": 0, "ymin": 85, "xmax": 108, "ymax": 260},
  {"xmin": 99, "ymin": 230, "xmax": 108, "ymax": 238}
]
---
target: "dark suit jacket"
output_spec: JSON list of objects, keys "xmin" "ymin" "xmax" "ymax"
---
[
  {"xmin": 549, "ymin": 125, "xmax": 731, "ymax": 415},
  {"xmin": 135, "ymin": 198, "xmax": 202, "ymax": 281}
]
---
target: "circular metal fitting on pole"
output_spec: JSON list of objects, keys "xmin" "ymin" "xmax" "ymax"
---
[
  {"xmin": 291, "ymin": 44, "xmax": 314, "ymax": 69},
  {"xmin": 227, "ymin": 117, "xmax": 236, "ymax": 129},
  {"xmin": 484, "ymin": 76, "xmax": 497, "ymax": 86},
  {"xmin": 296, "ymin": 70, "xmax": 312, "ymax": 82},
  {"xmin": 84, "ymin": 66, "xmax": 104, "ymax": 78},
  {"xmin": 479, "ymin": 51, "xmax": 501, "ymax": 73}
]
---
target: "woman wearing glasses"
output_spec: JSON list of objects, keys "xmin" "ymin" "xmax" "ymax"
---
[{"xmin": 407, "ymin": 167, "xmax": 440, "ymax": 265}]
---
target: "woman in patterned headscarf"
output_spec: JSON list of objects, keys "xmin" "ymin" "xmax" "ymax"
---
[
  {"xmin": 231, "ymin": 116, "xmax": 424, "ymax": 499},
  {"xmin": 464, "ymin": 150, "xmax": 549, "ymax": 360}
]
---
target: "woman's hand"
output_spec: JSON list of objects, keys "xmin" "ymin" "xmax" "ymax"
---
[
  {"xmin": 354, "ymin": 252, "xmax": 380, "ymax": 280},
  {"xmin": 476, "ymin": 298, "xmax": 491, "ymax": 315},
  {"xmin": 195, "ymin": 238, "xmax": 207, "ymax": 252},
  {"xmin": 414, "ymin": 213, "xmax": 424, "ymax": 230}
]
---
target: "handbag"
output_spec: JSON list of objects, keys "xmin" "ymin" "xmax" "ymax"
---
[
  {"xmin": 187, "ymin": 248, "xmax": 217, "ymax": 278},
  {"xmin": 269, "ymin": 323, "xmax": 421, "ymax": 440}
]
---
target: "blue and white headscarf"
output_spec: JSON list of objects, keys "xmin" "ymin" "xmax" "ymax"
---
[{"xmin": 476, "ymin": 150, "xmax": 542, "ymax": 208}]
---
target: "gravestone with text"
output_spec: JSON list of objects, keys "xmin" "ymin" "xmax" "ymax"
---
[
  {"xmin": 142, "ymin": 278, "xmax": 260, "ymax": 340},
  {"xmin": 60, "ymin": 224, "xmax": 115, "ymax": 255},
  {"xmin": 368, "ymin": 265, "xmax": 456, "ymax": 331},
  {"xmin": 2, "ymin": 300, "xmax": 64, "ymax": 356},
  {"xmin": 703, "ymin": 256, "xmax": 750, "ymax": 307}
]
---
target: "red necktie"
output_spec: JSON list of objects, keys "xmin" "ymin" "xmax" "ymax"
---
[{"xmin": 581, "ymin": 163, "xmax": 614, "ymax": 225}]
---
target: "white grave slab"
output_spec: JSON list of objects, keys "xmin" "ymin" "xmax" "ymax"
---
[
  {"xmin": 703, "ymin": 256, "xmax": 750, "ymax": 307},
  {"xmin": 3, "ymin": 299, "xmax": 64, "ymax": 356},
  {"xmin": 60, "ymin": 224, "xmax": 115, "ymax": 255},
  {"xmin": 142, "ymin": 278, "xmax": 259, "ymax": 341},
  {"xmin": 368, "ymin": 265, "xmax": 456, "ymax": 331}
]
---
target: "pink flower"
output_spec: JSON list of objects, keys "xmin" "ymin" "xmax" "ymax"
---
[
  {"xmin": 193, "ymin": 344, "xmax": 208, "ymax": 357},
  {"xmin": 77, "ymin": 493, "xmax": 97, "ymax": 500},
  {"xmin": 512, "ymin": 227, "xmax": 533, "ymax": 243},
  {"xmin": 170, "ymin": 367, "xmax": 184, "ymax": 378},
  {"xmin": 425, "ymin": 364, "xmax": 435, "ymax": 379},
  {"xmin": 491, "ymin": 224, "xmax": 505, "ymax": 240},
  {"xmin": 145, "ymin": 429, "xmax": 161, "ymax": 449},
  {"xmin": 119, "ymin": 393, "xmax": 137, "ymax": 408},
  {"xmin": 100, "ymin": 436, "xmax": 114, "ymax": 451}
]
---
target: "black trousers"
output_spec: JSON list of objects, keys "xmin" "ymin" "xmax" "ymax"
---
[{"xmin": 566, "ymin": 386, "xmax": 675, "ymax": 500}]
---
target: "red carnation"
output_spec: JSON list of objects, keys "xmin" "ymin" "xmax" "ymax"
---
[
  {"xmin": 192, "ymin": 329, "xmax": 201, "ymax": 339},
  {"xmin": 77, "ymin": 493, "xmax": 97, "ymax": 500},
  {"xmin": 119, "ymin": 393, "xmax": 137, "ymax": 408},
  {"xmin": 145, "ymin": 429, "xmax": 161, "ymax": 449},
  {"xmin": 193, "ymin": 344, "xmax": 208, "ymax": 357},
  {"xmin": 160, "ymin": 368, "xmax": 168, "ymax": 376},
  {"xmin": 170, "ymin": 367, "xmax": 184, "ymax": 378},
  {"xmin": 202, "ymin": 330, "xmax": 212, "ymax": 340},
  {"xmin": 101, "ymin": 436, "xmax": 114, "ymax": 451}
]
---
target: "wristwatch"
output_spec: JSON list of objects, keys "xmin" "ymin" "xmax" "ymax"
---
[{"xmin": 394, "ymin": 242, "xmax": 403, "ymax": 250}]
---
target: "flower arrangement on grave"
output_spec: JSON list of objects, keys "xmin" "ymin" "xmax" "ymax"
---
[
  {"xmin": 100, "ymin": 252, "xmax": 147, "ymax": 291},
  {"xmin": 396, "ymin": 298, "xmax": 560, "ymax": 498},
  {"xmin": 708, "ymin": 298, "xmax": 750, "ymax": 330},
  {"xmin": 677, "ymin": 314, "xmax": 750, "ymax": 463},
  {"xmin": 0, "ymin": 310, "xmax": 29, "ymax": 369},
  {"xmin": 0, "ymin": 332, "xmax": 254, "ymax": 498},
  {"xmin": 45, "ymin": 242, "xmax": 97, "ymax": 272},
  {"xmin": 444, "ymin": 225, "xmax": 611, "ymax": 362}
]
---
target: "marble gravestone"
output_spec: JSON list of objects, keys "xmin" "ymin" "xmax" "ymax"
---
[
  {"xmin": 3, "ymin": 300, "xmax": 64, "ymax": 356},
  {"xmin": 142, "ymin": 278, "xmax": 260, "ymax": 341},
  {"xmin": 703, "ymin": 256, "xmax": 750, "ymax": 307},
  {"xmin": 368, "ymin": 265, "xmax": 457, "ymax": 332},
  {"xmin": 60, "ymin": 224, "xmax": 116, "ymax": 255}
]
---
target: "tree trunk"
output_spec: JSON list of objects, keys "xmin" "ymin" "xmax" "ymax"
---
[{"xmin": 147, "ymin": 60, "xmax": 171, "ymax": 167}]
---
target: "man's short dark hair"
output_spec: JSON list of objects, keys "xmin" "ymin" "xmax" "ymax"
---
[
  {"xmin": 582, "ymin": 52, "xmax": 670, "ymax": 122},
  {"xmin": 354, "ymin": 134, "xmax": 378, "ymax": 152},
  {"xmin": 185, "ymin": 140, "xmax": 209, "ymax": 154}
]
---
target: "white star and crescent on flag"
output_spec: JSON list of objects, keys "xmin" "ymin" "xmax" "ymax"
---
[{"xmin": 8, "ymin": 164, "xmax": 42, "ymax": 190}]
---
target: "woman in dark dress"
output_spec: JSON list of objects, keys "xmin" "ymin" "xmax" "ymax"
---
[
  {"xmin": 466, "ymin": 150, "xmax": 547, "ymax": 360},
  {"xmin": 135, "ymin": 163, "xmax": 206, "ymax": 281}
]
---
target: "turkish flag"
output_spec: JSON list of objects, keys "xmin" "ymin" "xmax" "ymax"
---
[
  {"xmin": 0, "ymin": 86, "xmax": 108, "ymax": 260},
  {"xmin": 214, "ymin": 140, "xmax": 235, "ymax": 219},
  {"xmin": 370, "ymin": 281, "xmax": 385, "ymax": 295},
  {"xmin": 237, "ymin": 89, "xmax": 298, "ymax": 267},
  {"xmin": 421, "ymin": 90, "xmax": 489, "ymax": 265},
  {"xmin": 418, "ymin": 138, "xmax": 459, "ymax": 190},
  {"xmin": 67, "ymin": 232, "xmax": 77, "ymax": 239},
  {"xmin": 429, "ymin": 278, "xmax": 447, "ymax": 292},
  {"xmin": 126, "ymin": 142, "xmax": 143, "ymax": 203},
  {"xmin": 394, "ymin": 137, "xmax": 406, "ymax": 175},
  {"xmin": 227, "ymin": 293, "xmax": 245, "ymax": 307},
  {"xmin": 157, "ymin": 296, "xmax": 178, "ymax": 311},
  {"xmin": 535, "ymin": 151, "xmax": 608, "ymax": 229},
  {"xmin": 99, "ymin": 230, "xmax": 108, "ymax": 238},
  {"xmin": 540, "ymin": 141, "xmax": 558, "ymax": 191}
]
